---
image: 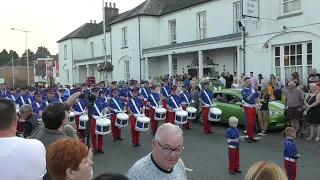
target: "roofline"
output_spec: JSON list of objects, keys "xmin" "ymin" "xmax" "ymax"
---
[
  {"xmin": 57, "ymin": 37, "xmax": 86, "ymax": 43},
  {"xmin": 108, "ymin": 14, "xmax": 158, "ymax": 26},
  {"xmin": 160, "ymin": 0, "xmax": 215, "ymax": 16}
]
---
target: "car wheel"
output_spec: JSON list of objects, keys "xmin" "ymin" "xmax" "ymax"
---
[{"xmin": 255, "ymin": 119, "xmax": 261, "ymax": 133}]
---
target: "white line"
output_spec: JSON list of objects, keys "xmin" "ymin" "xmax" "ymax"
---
[{"xmin": 185, "ymin": 167, "xmax": 194, "ymax": 172}]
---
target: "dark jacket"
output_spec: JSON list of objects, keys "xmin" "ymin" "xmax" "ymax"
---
[
  {"xmin": 23, "ymin": 114, "xmax": 41, "ymax": 137},
  {"xmin": 31, "ymin": 124, "xmax": 70, "ymax": 180}
]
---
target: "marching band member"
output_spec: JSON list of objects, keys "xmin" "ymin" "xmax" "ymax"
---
[
  {"xmin": 31, "ymin": 92, "xmax": 44, "ymax": 116},
  {"xmin": 127, "ymin": 87, "xmax": 145, "ymax": 147},
  {"xmin": 70, "ymin": 85, "xmax": 77, "ymax": 95},
  {"xmin": 127, "ymin": 80, "xmax": 138, "ymax": 99},
  {"xmin": 140, "ymin": 81, "xmax": 151, "ymax": 117},
  {"xmin": 0, "ymin": 83, "xmax": 10, "ymax": 98},
  {"xmin": 283, "ymin": 127, "xmax": 300, "ymax": 180},
  {"xmin": 241, "ymin": 77, "xmax": 259, "ymax": 143},
  {"xmin": 58, "ymin": 88, "xmax": 68, "ymax": 102},
  {"xmin": 7, "ymin": 87, "xmax": 19, "ymax": 103},
  {"xmin": 73, "ymin": 87, "xmax": 88, "ymax": 142},
  {"xmin": 120, "ymin": 83, "xmax": 128, "ymax": 103},
  {"xmin": 180, "ymin": 84, "xmax": 192, "ymax": 130},
  {"xmin": 91, "ymin": 88, "xmax": 107, "ymax": 154},
  {"xmin": 108, "ymin": 88, "xmax": 126, "ymax": 141},
  {"xmin": 147, "ymin": 84, "xmax": 161, "ymax": 135},
  {"xmin": 166, "ymin": 85, "xmax": 181, "ymax": 125},
  {"xmin": 15, "ymin": 87, "xmax": 32, "ymax": 107},
  {"xmin": 39, "ymin": 89, "xmax": 59, "ymax": 116},
  {"xmin": 38, "ymin": 85, "xmax": 46, "ymax": 99},
  {"xmin": 199, "ymin": 79, "xmax": 214, "ymax": 134},
  {"xmin": 161, "ymin": 78, "xmax": 171, "ymax": 123},
  {"xmin": 28, "ymin": 87, "xmax": 36, "ymax": 103},
  {"xmin": 226, "ymin": 117, "xmax": 242, "ymax": 174},
  {"xmin": 82, "ymin": 83, "xmax": 91, "ymax": 98}
]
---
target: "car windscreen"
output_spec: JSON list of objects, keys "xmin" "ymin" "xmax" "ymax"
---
[{"xmin": 210, "ymin": 79, "xmax": 224, "ymax": 87}]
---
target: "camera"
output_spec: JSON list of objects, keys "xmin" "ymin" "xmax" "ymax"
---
[{"xmin": 79, "ymin": 93, "xmax": 96, "ymax": 104}]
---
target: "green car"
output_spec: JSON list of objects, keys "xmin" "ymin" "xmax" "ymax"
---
[
  {"xmin": 196, "ymin": 89, "xmax": 287, "ymax": 131},
  {"xmin": 198, "ymin": 77, "xmax": 226, "ymax": 91}
]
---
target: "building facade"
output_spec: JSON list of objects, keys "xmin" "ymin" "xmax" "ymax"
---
[{"xmin": 58, "ymin": 0, "xmax": 319, "ymax": 85}]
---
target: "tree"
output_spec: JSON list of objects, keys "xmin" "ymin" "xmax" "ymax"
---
[
  {"xmin": 0, "ymin": 49, "xmax": 19, "ymax": 66},
  {"xmin": 21, "ymin": 49, "xmax": 36, "ymax": 66},
  {"xmin": 37, "ymin": 46, "xmax": 51, "ymax": 55}
]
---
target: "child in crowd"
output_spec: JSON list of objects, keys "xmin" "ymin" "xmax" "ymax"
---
[
  {"xmin": 273, "ymin": 85, "xmax": 282, "ymax": 101},
  {"xmin": 226, "ymin": 116, "xmax": 242, "ymax": 175},
  {"xmin": 283, "ymin": 127, "xmax": 300, "ymax": 180}
]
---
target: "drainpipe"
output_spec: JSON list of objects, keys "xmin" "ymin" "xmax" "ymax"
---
[
  {"xmin": 71, "ymin": 39, "xmax": 74, "ymax": 85},
  {"xmin": 110, "ymin": 26, "xmax": 113, "ymax": 83},
  {"xmin": 242, "ymin": 26, "xmax": 246, "ymax": 75},
  {"xmin": 138, "ymin": 16, "xmax": 142, "ymax": 82}
]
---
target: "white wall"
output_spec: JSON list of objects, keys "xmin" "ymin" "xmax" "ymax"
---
[
  {"xmin": 85, "ymin": 32, "xmax": 111, "ymax": 58},
  {"xmin": 58, "ymin": 39, "xmax": 72, "ymax": 85},
  {"xmin": 111, "ymin": 18, "xmax": 141, "ymax": 82},
  {"xmin": 244, "ymin": 0, "xmax": 320, "ymax": 84}
]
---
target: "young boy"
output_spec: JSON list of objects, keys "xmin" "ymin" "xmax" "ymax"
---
[
  {"xmin": 283, "ymin": 127, "xmax": 300, "ymax": 180},
  {"xmin": 226, "ymin": 116, "xmax": 242, "ymax": 175}
]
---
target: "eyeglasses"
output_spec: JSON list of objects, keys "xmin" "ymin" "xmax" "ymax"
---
[{"xmin": 156, "ymin": 140, "xmax": 184, "ymax": 155}]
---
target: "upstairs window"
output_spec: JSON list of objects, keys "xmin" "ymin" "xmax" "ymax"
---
[
  {"xmin": 64, "ymin": 45, "xmax": 67, "ymax": 60},
  {"xmin": 197, "ymin": 11, "xmax": 207, "ymax": 40},
  {"xmin": 122, "ymin": 27, "xmax": 128, "ymax": 47},
  {"xmin": 90, "ymin": 42, "xmax": 94, "ymax": 58},
  {"xmin": 283, "ymin": 0, "xmax": 301, "ymax": 14},
  {"xmin": 168, "ymin": 20, "xmax": 177, "ymax": 44},
  {"xmin": 233, "ymin": 1, "xmax": 242, "ymax": 33}
]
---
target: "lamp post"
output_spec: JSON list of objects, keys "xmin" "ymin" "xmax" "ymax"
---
[{"xmin": 11, "ymin": 28, "xmax": 30, "ymax": 86}]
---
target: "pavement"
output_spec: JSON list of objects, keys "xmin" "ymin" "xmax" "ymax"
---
[{"xmin": 91, "ymin": 122, "xmax": 320, "ymax": 180}]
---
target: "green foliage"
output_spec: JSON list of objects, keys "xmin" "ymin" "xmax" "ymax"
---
[
  {"xmin": 49, "ymin": 77, "xmax": 55, "ymax": 86},
  {"xmin": 15, "ymin": 78, "xmax": 28, "ymax": 87},
  {"xmin": 0, "ymin": 49, "xmax": 19, "ymax": 66}
]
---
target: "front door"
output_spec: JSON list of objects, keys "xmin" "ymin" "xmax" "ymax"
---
[{"xmin": 188, "ymin": 69, "xmax": 197, "ymax": 77}]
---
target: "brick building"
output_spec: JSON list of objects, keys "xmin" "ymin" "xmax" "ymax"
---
[{"xmin": 0, "ymin": 66, "xmax": 35, "ymax": 87}]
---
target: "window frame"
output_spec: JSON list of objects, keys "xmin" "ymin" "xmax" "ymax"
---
[
  {"xmin": 196, "ymin": 11, "xmax": 207, "ymax": 40},
  {"xmin": 122, "ymin": 27, "xmax": 128, "ymax": 48},
  {"xmin": 90, "ymin": 42, "xmax": 94, "ymax": 58},
  {"xmin": 233, "ymin": 1, "xmax": 242, "ymax": 33},
  {"xmin": 172, "ymin": 58, "xmax": 178, "ymax": 76},
  {"xmin": 64, "ymin": 45, "xmax": 67, "ymax": 60},
  {"xmin": 124, "ymin": 60, "xmax": 130, "ymax": 81},
  {"xmin": 282, "ymin": 0, "xmax": 301, "ymax": 14},
  {"xmin": 168, "ymin": 20, "xmax": 177, "ymax": 44}
]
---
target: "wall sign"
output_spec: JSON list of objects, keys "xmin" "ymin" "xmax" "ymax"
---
[{"xmin": 242, "ymin": 0, "xmax": 259, "ymax": 18}]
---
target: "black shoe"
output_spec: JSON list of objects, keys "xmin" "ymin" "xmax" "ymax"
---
[
  {"xmin": 183, "ymin": 127, "xmax": 191, "ymax": 130},
  {"xmin": 136, "ymin": 144, "xmax": 141, "ymax": 147},
  {"xmin": 133, "ymin": 144, "xmax": 138, "ymax": 147},
  {"xmin": 247, "ymin": 139, "xmax": 252, "ymax": 143},
  {"xmin": 234, "ymin": 170, "xmax": 242, "ymax": 173},
  {"xmin": 209, "ymin": 131, "xmax": 213, "ymax": 134},
  {"xmin": 251, "ymin": 138, "xmax": 258, "ymax": 142},
  {"xmin": 98, "ymin": 150, "xmax": 105, "ymax": 154},
  {"xmin": 229, "ymin": 171, "xmax": 235, "ymax": 175},
  {"xmin": 94, "ymin": 150, "xmax": 99, "ymax": 155},
  {"xmin": 151, "ymin": 132, "xmax": 156, "ymax": 135},
  {"xmin": 205, "ymin": 132, "xmax": 210, "ymax": 134},
  {"xmin": 117, "ymin": 137, "xmax": 123, "ymax": 140},
  {"xmin": 113, "ymin": 138, "xmax": 118, "ymax": 141}
]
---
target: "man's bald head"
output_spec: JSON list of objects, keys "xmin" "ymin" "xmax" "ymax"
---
[{"xmin": 288, "ymin": 81, "xmax": 296, "ymax": 89}]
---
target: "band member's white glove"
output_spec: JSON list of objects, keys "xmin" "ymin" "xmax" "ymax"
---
[
  {"xmin": 173, "ymin": 108, "xmax": 180, "ymax": 112},
  {"xmin": 191, "ymin": 100, "xmax": 195, "ymax": 103},
  {"xmin": 152, "ymin": 106, "xmax": 157, "ymax": 109},
  {"xmin": 159, "ymin": 105, "xmax": 163, "ymax": 108},
  {"xmin": 205, "ymin": 104, "xmax": 210, "ymax": 107},
  {"xmin": 114, "ymin": 109, "xmax": 119, "ymax": 113},
  {"xmin": 141, "ymin": 113, "xmax": 145, "ymax": 117},
  {"xmin": 181, "ymin": 102, "xmax": 187, "ymax": 105}
]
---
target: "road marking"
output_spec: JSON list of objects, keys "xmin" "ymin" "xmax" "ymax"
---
[{"xmin": 185, "ymin": 167, "xmax": 194, "ymax": 172}]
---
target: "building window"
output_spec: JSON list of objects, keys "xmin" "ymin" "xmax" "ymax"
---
[
  {"xmin": 122, "ymin": 27, "xmax": 128, "ymax": 47},
  {"xmin": 64, "ymin": 45, "xmax": 67, "ymax": 60},
  {"xmin": 124, "ymin": 60, "xmax": 130, "ymax": 81},
  {"xmin": 197, "ymin": 11, "xmax": 207, "ymax": 40},
  {"xmin": 102, "ymin": 39, "xmax": 106, "ymax": 55},
  {"xmin": 274, "ymin": 46, "xmax": 281, "ymax": 81},
  {"xmin": 90, "ymin": 42, "xmax": 94, "ymax": 58},
  {"xmin": 91, "ymin": 69, "xmax": 95, "ymax": 77},
  {"xmin": 284, "ymin": 44, "xmax": 302, "ymax": 84},
  {"xmin": 65, "ymin": 69, "xmax": 69, "ymax": 84},
  {"xmin": 233, "ymin": 1, "xmax": 242, "ymax": 33},
  {"xmin": 168, "ymin": 20, "xmax": 176, "ymax": 44},
  {"xmin": 173, "ymin": 58, "xmax": 178, "ymax": 76},
  {"xmin": 283, "ymin": 0, "xmax": 301, "ymax": 14},
  {"xmin": 307, "ymin": 43, "xmax": 312, "ymax": 76}
]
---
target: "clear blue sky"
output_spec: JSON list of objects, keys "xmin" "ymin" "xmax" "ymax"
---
[{"xmin": 0, "ymin": 0, "xmax": 145, "ymax": 56}]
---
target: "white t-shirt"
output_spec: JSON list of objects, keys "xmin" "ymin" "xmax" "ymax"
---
[
  {"xmin": 126, "ymin": 153, "xmax": 187, "ymax": 180},
  {"xmin": 0, "ymin": 137, "xmax": 46, "ymax": 180}
]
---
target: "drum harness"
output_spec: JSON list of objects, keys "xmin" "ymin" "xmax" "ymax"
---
[
  {"xmin": 182, "ymin": 92, "xmax": 190, "ymax": 105},
  {"xmin": 11, "ymin": 95, "xmax": 16, "ymax": 102},
  {"xmin": 77, "ymin": 101, "xmax": 85, "ymax": 114},
  {"xmin": 203, "ymin": 90, "xmax": 212, "ymax": 106},
  {"xmin": 35, "ymin": 101, "xmax": 40, "ymax": 108},
  {"xmin": 170, "ymin": 96, "xmax": 179, "ymax": 110},
  {"xmin": 112, "ymin": 98, "xmax": 121, "ymax": 112},
  {"xmin": 150, "ymin": 94, "xmax": 159, "ymax": 108},
  {"xmin": 162, "ymin": 87, "xmax": 169, "ymax": 98},
  {"xmin": 131, "ymin": 99, "xmax": 141, "ymax": 116},
  {"xmin": 93, "ymin": 103, "xmax": 103, "ymax": 117},
  {"xmin": 142, "ymin": 88, "xmax": 149, "ymax": 100}
]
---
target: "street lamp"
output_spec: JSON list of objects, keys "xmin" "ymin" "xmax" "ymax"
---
[{"xmin": 11, "ymin": 28, "xmax": 31, "ymax": 86}]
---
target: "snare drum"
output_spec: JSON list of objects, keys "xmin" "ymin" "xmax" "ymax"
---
[
  {"xmin": 175, "ymin": 110, "xmax": 188, "ymax": 124},
  {"xmin": 79, "ymin": 115, "xmax": 89, "ymax": 129},
  {"xmin": 95, "ymin": 118, "xmax": 111, "ymax": 135},
  {"xmin": 68, "ymin": 112, "xmax": 75, "ymax": 123},
  {"xmin": 186, "ymin": 107, "xmax": 197, "ymax": 120},
  {"xmin": 209, "ymin": 107, "xmax": 222, "ymax": 122},
  {"xmin": 116, "ymin": 113, "xmax": 129, "ymax": 127},
  {"xmin": 135, "ymin": 116, "xmax": 150, "ymax": 131},
  {"xmin": 155, "ymin": 107, "xmax": 166, "ymax": 121}
]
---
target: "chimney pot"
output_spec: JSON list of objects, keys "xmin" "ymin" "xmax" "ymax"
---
[
  {"xmin": 113, "ymin": 3, "xmax": 116, "ymax": 8},
  {"xmin": 90, "ymin": 20, "xmax": 92, "ymax": 23},
  {"xmin": 105, "ymin": 2, "xmax": 108, "ymax": 7},
  {"xmin": 109, "ymin": 2, "xmax": 111, "ymax": 8},
  {"xmin": 94, "ymin": 20, "xmax": 96, "ymax": 23}
]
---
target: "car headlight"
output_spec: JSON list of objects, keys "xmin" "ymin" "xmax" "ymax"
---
[{"xmin": 269, "ymin": 110, "xmax": 279, "ymax": 116}]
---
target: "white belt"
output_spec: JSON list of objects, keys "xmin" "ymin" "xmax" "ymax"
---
[
  {"xmin": 92, "ymin": 115, "xmax": 101, "ymax": 120},
  {"xmin": 228, "ymin": 145, "xmax": 237, "ymax": 148},
  {"xmin": 284, "ymin": 157, "xmax": 296, "ymax": 162},
  {"xmin": 243, "ymin": 104, "xmax": 255, "ymax": 108}
]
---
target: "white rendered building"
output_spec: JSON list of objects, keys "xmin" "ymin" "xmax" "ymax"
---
[{"xmin": 58, "ymin": 0, "xmax": 319, "ymax": 85}]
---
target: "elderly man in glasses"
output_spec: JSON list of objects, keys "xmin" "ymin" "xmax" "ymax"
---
[{"xmin": 126, "ymin": 123, "xmax": 187, "ymax": 180}]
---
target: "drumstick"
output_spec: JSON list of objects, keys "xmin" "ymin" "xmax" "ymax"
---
[{"xmin": 297, "ymin": 159, "xmax": 304, "ymax": 167}]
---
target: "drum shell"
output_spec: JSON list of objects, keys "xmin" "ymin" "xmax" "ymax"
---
[
  {"xmin": 79, "ymin": 115, "xmax": 89, "ymax": 129},
  {"xmin": 208, "ymin": 107, "xmax": 222, "ymax": 122},
  {"xmin": 116, "ymin": 113, "xmax": 129, "ymax": 127},
  {"xmin": 155, "ymin": 108, "xmax": 166, "ymax": 121},
  {"xmin": 95, "ymin": 118, "xmax": 111, "ymax": 135},
  {"xmin": 186, "ymin": 107, "xmax": 197, "ymax": 120},
  {"xmin": 175, "ymin": 110, "xmax": 188, "ymax": 124},
  {"xmin": 135, "ymin": 116, "xmax": 150, "ymax": 131}
]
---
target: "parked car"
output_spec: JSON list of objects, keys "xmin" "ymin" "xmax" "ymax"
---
[
  {"xmin": 198, "ymin": 77, "xmax": 226, "ymax": 90},
  {"xmin": 196, "ymin": 89, "xmax": 286, "ymax": 131}
]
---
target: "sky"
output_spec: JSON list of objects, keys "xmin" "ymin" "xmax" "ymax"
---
[{"xmin": 0, "ymin": 0, "xmax": 145, "ymax": 56}]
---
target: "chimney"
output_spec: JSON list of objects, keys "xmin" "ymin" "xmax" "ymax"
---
[
  {"xmin": 105, "ymin": 2, "xmax": 108, "ymax": 8},
  {"xmin": 90, "ymin": 20, "xmax": 92, "ymax": 23},
  {"xmin": 94, "ymin": 20, "xmax": 96, "ymax": 23},
  {"xmin": 104, "ymin": 2, "xmax": 119, "ymax": 21}
]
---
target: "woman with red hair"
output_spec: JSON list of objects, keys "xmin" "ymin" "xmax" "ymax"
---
[{"xmin": 46, "ymin": 138, "xmax": 93, "ymax": 180}]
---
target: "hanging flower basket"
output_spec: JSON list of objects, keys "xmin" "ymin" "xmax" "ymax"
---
[
  {"xmin": 97, "ymin": 65, "xmax": 104, "ymax": 72},
  {"xmin": 104, "ymin": 62, "xmax": 114, "ymax": 72}
]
